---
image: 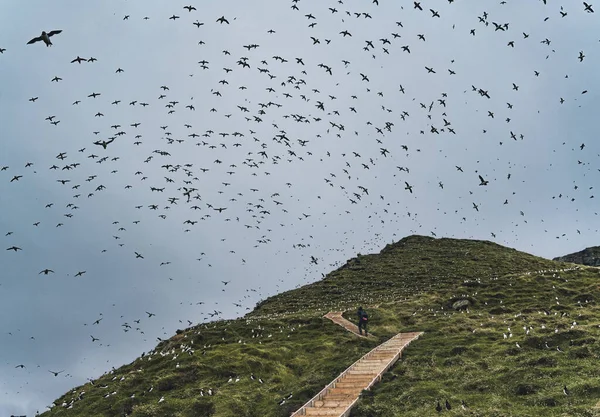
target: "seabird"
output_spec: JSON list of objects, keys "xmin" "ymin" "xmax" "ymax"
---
[{"xmin": 27, "ymin": 30, "xmax": 63, "ymax": 47}]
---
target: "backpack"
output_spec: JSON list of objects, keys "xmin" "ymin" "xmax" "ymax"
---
[{"xmin": 361, "ymin": 312, "xmax": 368, "ymax": 321}]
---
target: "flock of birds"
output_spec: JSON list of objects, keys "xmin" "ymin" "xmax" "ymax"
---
[
  {"xmin": 434, "ymin": 265, "xmax": 586, "ymax": 412},
  {"xmin": 1, "ymin": 0, "xmax": 599, "ymax": 414},
  {"xmin": 44, "ymin": 319, "xmax": 303, "ymax": 412}
]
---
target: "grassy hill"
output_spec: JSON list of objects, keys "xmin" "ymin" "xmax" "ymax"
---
[{"xmin": 40, "ymin": 235, "xmax": 600, "ymax": 417}]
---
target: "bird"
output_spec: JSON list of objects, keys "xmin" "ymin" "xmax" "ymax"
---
[
  {"xmin": 217, "ymin": 16, "xmax": 230, "ymax": 24},
  {"xmin": 478, "ymin": 175, "xmax": 489, "ymax": 186},
  {"xmin": 71, "ymin": 56, "xmax": 87, "ymax": 64},
  {"xmin": 48, "ymin": 370, "xmax": 64, "ymax": 377},
  {"xmin": 39, "ymin": 269, "xmax": 54, "ymax": 275},
  {"xmin": 27, "ymin": 30, "xmax": 62, "ymax": 46},
  {"xmin": 93, "ymin": 139, "xmax": 115, "ymax": 149}
]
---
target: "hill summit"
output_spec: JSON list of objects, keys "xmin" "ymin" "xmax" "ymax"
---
[{"xmin": 40, "ymin": 236, "xmax": 600, "ymax": 416}]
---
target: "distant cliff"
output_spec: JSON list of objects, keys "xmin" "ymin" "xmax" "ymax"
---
[{"xmin": 553, "ymin": 246, "xmax": 600, "ymax": 266}]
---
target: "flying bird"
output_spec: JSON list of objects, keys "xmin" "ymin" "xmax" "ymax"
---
[
  {"xmin": 71, "ymin": 56, "xmax": 87, "ymax": 64},
  {"xmin": 49, "ymin": 370, "xmax": 64, "ymax": 377},
  {"xmin": 27, "ymin": 30, "xmax": 62, "ymax": 46}
]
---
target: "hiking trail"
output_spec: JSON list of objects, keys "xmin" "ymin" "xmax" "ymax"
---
[
  {"xmin": 291, "ymin": 312, "xmax": 423, "ymax": 416},
  {"xmin": 324, "ymin": 311, "xmax": 371, "ymax": 338}
]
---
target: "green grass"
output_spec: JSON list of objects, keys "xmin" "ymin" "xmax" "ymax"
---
[
  {"xmin": 349, "ymin": 267, "xmax": 600, "ymax": 417},
  {"xmin": 40, "ymin": 235, "xmax": 600, "ymax": 416}
]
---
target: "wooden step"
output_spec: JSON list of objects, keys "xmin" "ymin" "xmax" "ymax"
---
[
  {"xmin": 327, "ymin": 387, "xmax": 363, "ymax": 395},
  {"xmin": 335, "ymin": 380, "xmax": 369, "ymax": 388},
  {"xmin": 354, "ymin": 362, "xmax": 385, "ymax": 367},
  {"xmin": 304, "ymin": 409, "xmax": 347, "ymax": 416},
  {"xmin": 313, "ymin": 400, "xmax": 354, "ymax": 408},
  {"xmin": 341, "ymin": 375, "xmax": 375, "ymax": 381},
  {"xmin": 353, "ymin": 363, "xmax": 384, "ymax": 368}
]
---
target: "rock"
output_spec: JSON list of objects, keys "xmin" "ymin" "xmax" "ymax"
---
[
  {"xmin": 452, "ymin": 299, "xmax": 470, "ymax": 310},
  {"xmin": 515, "ymin": 384, "xmax": 539, "ymax": 396},
  {"xmin": 553, "ymin": 246, "xmax": 600, "ymax": 266}
]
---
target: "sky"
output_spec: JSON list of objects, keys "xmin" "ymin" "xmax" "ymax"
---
[{"xmin": 0, "ymin": 0, "xmax": 599, "ymax": 414}]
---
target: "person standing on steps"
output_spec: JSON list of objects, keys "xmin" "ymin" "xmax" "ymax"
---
[{"xmin": 357, "ymin": 306, "xmax": 369, "ymax": 336}]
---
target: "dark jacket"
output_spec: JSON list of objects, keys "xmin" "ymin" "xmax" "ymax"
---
[{"xmin": 360, "ymin": 311, "xmax": 368, "ymax": 322}]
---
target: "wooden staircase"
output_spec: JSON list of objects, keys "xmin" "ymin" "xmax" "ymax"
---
[
  {"xmin": 324, "ymin": 311, "xmax": 370, "ymax": 338},
  {"xmin": 291, "ymin": 330, "xmax": 423, "ymax": 416}
]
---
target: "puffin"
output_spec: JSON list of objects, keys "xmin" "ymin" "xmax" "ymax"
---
[{"xmin": 27, "ymin": 30, "xmax": 62, "ymax": 46}]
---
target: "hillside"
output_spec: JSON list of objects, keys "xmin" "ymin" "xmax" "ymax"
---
[
  {"xmin": 554, "ymin": 246, "xmax": 600, "ymax": 267},
  {"xmin": 40, "ymin": 235, "xmax": 600, "ymax": 417}
]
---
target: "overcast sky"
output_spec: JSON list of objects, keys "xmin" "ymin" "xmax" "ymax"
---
[{"xmin": 1, "ymin": 0, "xmax": 599, "ymax": 414}]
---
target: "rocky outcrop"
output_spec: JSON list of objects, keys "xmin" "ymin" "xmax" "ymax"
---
[{"xmin": 553, "ymin": 246, "xmax": 600, "ymax": 267}]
